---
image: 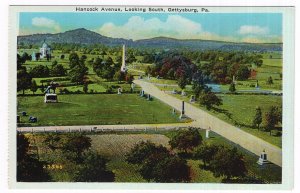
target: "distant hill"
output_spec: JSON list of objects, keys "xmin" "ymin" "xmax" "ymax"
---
[{"xmin": 17, "ymin": 28, "xmax": 282, "ymax": 52}]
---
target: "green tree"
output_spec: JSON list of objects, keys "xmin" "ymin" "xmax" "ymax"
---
[
  {"xmin": 50, "ymin": 63, "xmax": 66, "ymax": 77},
  {"xmin": 74, "ymin": 151, "xmax": 115, "ymax": 182},
  {"xmin": 126, "ymin": 141, "xmax": 169, "ymax": 164},
  {"xmin": 169, "ymin": 128, "xmax": 202, "ymax": 153},
  {"xmin": 210, "ymin": 146, "xmax": 247, "ymax": 180},
  {"xmin": 229, "ymin": 82, "xmax": 236, "ymax": 93},
  {"xmin": 236, "ymin": 65, "xmax": 250, "ymax": 81},
  {"xmin": 62, "ymin": 134, "xmax": 92, "ymax": 163},
  {"xmin": 252, "ymin": 106, "xmax": 263, "ymax": 130},
  {"xmin": 150, "ymin": 156, "xmax": 190, "ymax": 183},
  {"xmin": 177, "ymin": 76, "xmax": 188, "ymax": 90},
  {"xmin": 83, "ymin": 82, "xmax": 88, "ymax": 94},
  {"xmin": 267, "ymin": 76, "xmax": 273, "ymax": 85},
  {"xmin": 113, "ymin": 71, "xmax": 125, "ymax": 83},
  {"xmin": 68, "ymin": 63, "xmax": 88, "ymax": 84},
  {"xmin": 30, "ymin": 80, "xmax": 38, "ymax": 94},
  {"xmin": 265, "ymin": 106, "xmax": 281, "ymax": 135},
  {"xmin": 43, "ymin": 133, "xmax": 61, "ymax": 152},
  {"xmin": 17, "ymin": 68, "xmax": 32, "ymax": 95},
  {"xmin": 17, "ymin": 134, "xmax": 51, "ymax": 182},
  {"xmin": 69, "ymin": 52, "xmax": 80, "ymax": 68},
  {"xmin": 199, "ymin": 91, "xmax": 222, "ymax": 110},
  {"xmin": 194, "ymin": 143, "xmax": 220, "ymax": 167}
]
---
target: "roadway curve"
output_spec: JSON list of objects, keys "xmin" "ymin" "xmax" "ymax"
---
[{"xmin": 134, "ymin": 79, "xmax": 282, "ymax": 166}]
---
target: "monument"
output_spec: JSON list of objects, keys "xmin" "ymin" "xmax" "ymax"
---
[
  {"xmin": 257, "ymin": 150, "xmax": 269, "ymax": 165},
  {"xmin": 179, "ymin": 101, "xmax": 187, "ymax": 119},
  {"xmin": 140, "ymin": 90, "xmax": 145, "ymax": 97},
  {"xmin": 255, "ymin": 80, "xmax": 259, "ymax": 88},
  {"xmin": 117, "ymin": 88, "xmax": 122, "ymax": 95},
  {"xmin": 181, "ymin": 90, "xmax": 187, "ymax": 96},
  {"xmin": 120, "ymin": 44, "xmax": 126, "ymax": 72},
  {"xmin": 40, "ymin": 40, "xmax": 51, "ymax": 59},
  {"xmin": 31, "ymin": 52, "xmax": 36, "ymax": 61},
  {"xmin": 206, "ymin": 127, "xmax": 211, "ymax": 138},
  {"xmin": 190, "ymin": 95, "xmax": 195, "ymax": 103},
  {"xmin": 131, "ymin": 83, "xmax": 135, "ymax": 92},
  {"xmin": 44, "ymin": 81, "xmax": 58, "ymax": 103}
]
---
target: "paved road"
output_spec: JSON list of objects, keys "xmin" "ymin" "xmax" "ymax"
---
[
  {"xmin": 17, "ymin": 122, "xmax": 195, "ymax": 133},
  {"xmin": 134, "ymin": 79, "xmax": 282, "ymax": 166}
]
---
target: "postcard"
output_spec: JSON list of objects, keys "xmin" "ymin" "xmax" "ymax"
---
[{"xmin": 8, "ymin": 5, "xmax": 294, "ymax": 190}]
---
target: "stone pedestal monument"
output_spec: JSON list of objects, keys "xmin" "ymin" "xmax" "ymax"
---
[
  {"xmin": 179, "ymin": 101, "xmax": 187, "ymax": 119},
  {"xmin": 257, "ymin": 150, "xmax": 269, "ymax": 165}
]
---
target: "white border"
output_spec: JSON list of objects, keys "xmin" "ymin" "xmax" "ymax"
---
[{"xmin": 1, "ymin": 1, "xmax": 298, "ymax": 193}]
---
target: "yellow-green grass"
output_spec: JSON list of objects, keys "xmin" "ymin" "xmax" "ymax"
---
[{"xmin": 17, "ymin": 94, "xmax": 182, "ymax": 127}]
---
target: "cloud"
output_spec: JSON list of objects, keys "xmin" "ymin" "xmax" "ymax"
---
[
  {"xmin": 238, "ymin": 25, "xmax": 269, "ymax": 35},
  {"xmin": 32, "ymin": 17, "xmax": 61, "ymax": 32},
  {"xmin": 98, "ymin": 15, "xmax": 203, "ymax": 40}
]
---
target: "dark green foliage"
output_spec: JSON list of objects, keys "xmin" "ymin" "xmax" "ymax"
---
[
  {"xmin": 62, "ymin": 133, "xmax": 92, "ymax": 163},
  {"xmin": 265, "ymin": 106, "xmax": 281, "ymax": 135},
  {"xmin": 114, "ymin": 71, "xmax": 125, "ymax": 83},
  {"xmin": 194, "ymin": 144, "xmax": 220, "ymax": 166},
  {"xmin": 30, "ymin": 80, "xmax": 38, "ymax": 94},
  {"xmin": 29, "ymin": 65, "xmax": 50, "ymax": 78},
  {"xmin": 17, "ymin": 68, "xmax": 32, "ymax": 95},
  {"xmin": 199, "ymin": 91, "xmax": 222, "ymax": 110},
  {"xmin": 267, "ymin": 76, "xmax": 273, "ymax": 85},
  {"xmin": 169, "ymin": 128, "xmax": 202, "ymax": 152},
  {"xmin": 126, "ymin": 141, "xmax": 190, "ymax": 182},
  {"xmin": 252, "ymin": 106, "xmax": 262, "ymax": 130},
  {"xmin": 74, "ymin": 151, "xmax": 114, "ymax": 182},
  {"xmin": 42, "ymin": 133, "xmax": 61, "ymax": 152},
  {"xmin": 126, "ymin": 141, "xmax": 169, "ymax": 164},
  {"xmin": 50, "ymin": 63, "xmax": 66, "ymax": 77},
  {"xmin": 149, "ymin": 156, "xmax": 190, "ymax": 183},
  {"xmin": 17, "ymin": 134, "xmax": 51, "ymax": 182},
  {"xmin": 177, "ymin": 76, "xmax": 188, "ymax": 90},
  {"xmin": 83, "ymin": 82, "xmax": 88, "ymax": 94},
  {"xmin": 236, "ymin": 65, "xmax": 250, "ymax": 81},
  {"xmin": 209, "ymin": 146, "xmax": 247, "ymax": 179},
  {"xmin": 229, "ymin": 82, "xmax": 236, "ymax": 93}
]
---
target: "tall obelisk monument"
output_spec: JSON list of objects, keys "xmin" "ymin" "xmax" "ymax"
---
[{"xmin": 121, "ymin": 44, "xmax": 126, "ymax": 72}]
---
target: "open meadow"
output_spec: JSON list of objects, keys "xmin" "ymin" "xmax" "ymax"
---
[{"xmin": 17, "ymin": 94, "xmax": 182, "ymax": 127}]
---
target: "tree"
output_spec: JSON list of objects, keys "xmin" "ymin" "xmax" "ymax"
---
[
  {"xmin": 236, "ymin": 65, "xmax": 250, "ymax": 81},
  {"xmin": 83, "ymin": 82, "xmax": 88, "ymax": 94},
  {"xmin": 126, "ymin": 141, "xmax": 190, "ymax": 182},
  {"xmin": 199, "ymin": 91, "xmax": 222, "ymax": 110},
  {"xmin": 74, "ymin": 151, "xmax": 114, "ymax": 182},
  {"xmin": 265, "ymin": 106, "xmax": 281, "ymax": 135},
  {"xmin": 209, "ymin": 146, "xmax": 247, "ymax": 180},
  {"xmin": 69, "ymin": 52, "xmax": 80, "ymax": 68},
  {"xmin": 43, "ymin": 133, "xmax": 61, "ymax": 152},
  {"xmin": 229, "ymin": 82, "xmax": 236, "ymax": 93},
  {"xmin": 62, "ymin": 134, "xmax": 92, "ymax": 163},
  {"xmin": 50, "ymin": 63, "xmax": 66, "ymax": 77},
  {"xmin": 125, "ymin": 73, "xmax": 134, "ymax": 84},
  {"xmin": 69, "ymin": 63, "xmax": 88, "ymax": 84},
  {"xmin": 17, "ymin": 134, "xmax": 51, "ymax": 182},
  {"xmin": 177, "ymin": 76, "xmax": 188, "ymax": 90},
  {"xmin": 267, "ymin": 76, "xmax": 273, "ymax": 85},
  {"xmin": 150, "ymin": 156, "xmax": 190, "ymax": 183},
  {"xmin": 126, "ymin": 141, "xmax": 169, "ymax": 164},
  {"xmin": 30, "ymin": 80, "xmax": 38, "ymax": 94},
  {"xmin": 60, "ymin": 54, "xmax": 65, "ymax": 60},
  {"xmin": 113, "ymin": 71, "xmax": 125, "ymax": 83},
  {"xmin": 30, "ymin": 65, "xmax": 50, "ymax": 78},
  {"xmin": 194, "ymin": 144, "xmax": 220, "ymax": 167},
  {"xmin": 252, "ymin": 106, "xmax": 262, "ymax": 130},
  {"xmin": 169, "ymin": 128, "xmax": 202, "ymax": 152},
  {"xmin": 17, "ymin": 68, "xmax": 32, "ymax": 95}
]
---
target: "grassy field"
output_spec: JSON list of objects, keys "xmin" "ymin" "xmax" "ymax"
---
[
  {"xmin": 26, "ymin": 130, "xmax": 281, "ymax": 183},
  {"xmin": 17, "ymin": 94, "xmax": 182, "ymax": 127}
]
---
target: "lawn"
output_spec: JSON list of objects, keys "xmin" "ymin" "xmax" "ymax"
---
[{"xmin": 17, "ymin": 94, "xmax": 182, "ymax": 127}]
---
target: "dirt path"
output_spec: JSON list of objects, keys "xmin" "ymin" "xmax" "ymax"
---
[{"xmin": 133, "ymin": 79, "xmax": 282, "ymax": 166}]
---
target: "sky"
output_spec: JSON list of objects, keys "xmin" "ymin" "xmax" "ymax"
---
[{"xmin": 19, "ymin": 12, "xmax": 282, "ymax": 43}]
